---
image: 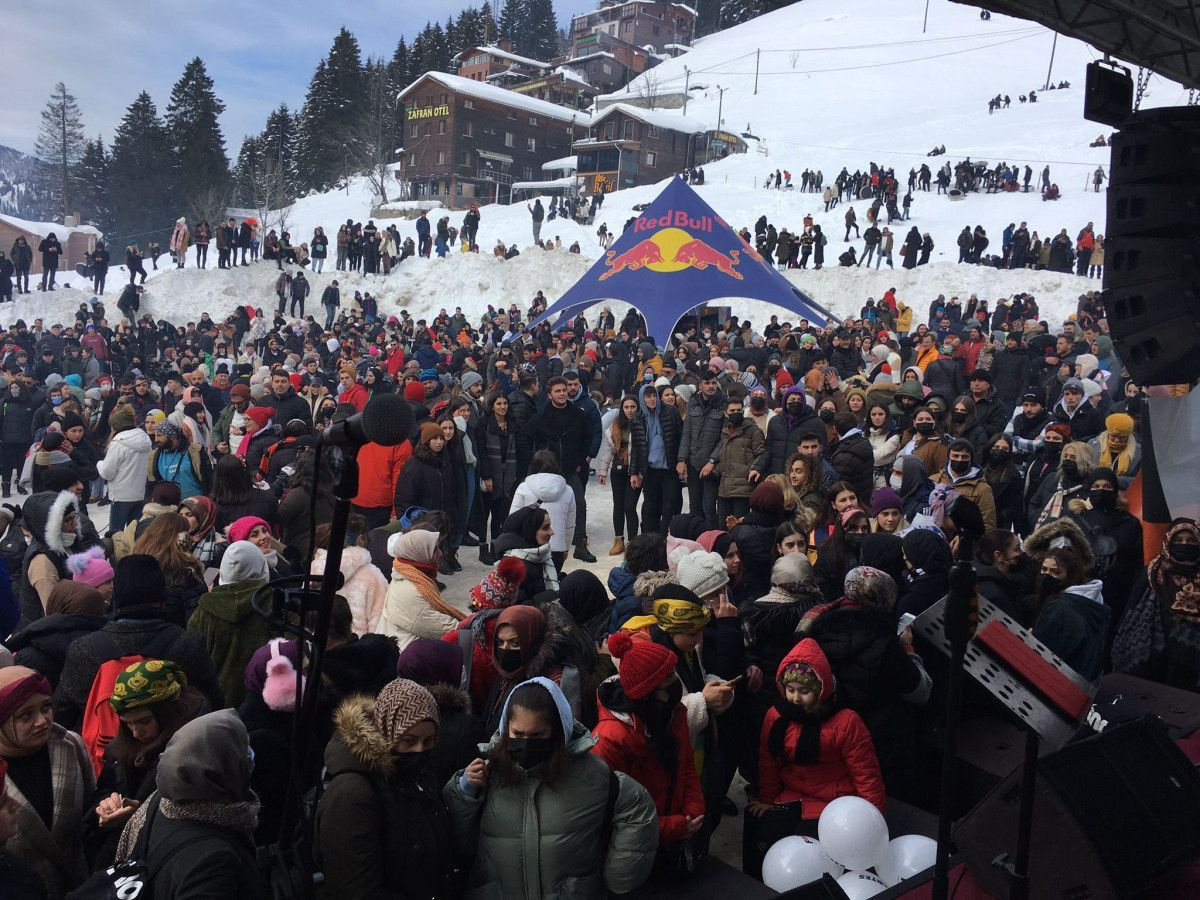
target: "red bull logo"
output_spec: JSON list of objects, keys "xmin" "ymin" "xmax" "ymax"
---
[{"xmin": 599, "ymin": 227, "xmax": 742, "ymax": 281}]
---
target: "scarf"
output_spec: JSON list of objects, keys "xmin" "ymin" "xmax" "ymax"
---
[
  {"xmin": 653, "ymin": 597, "xmax": 713, "ymax": 633},
  {"xmin": 116, "ymin": 791, "xmax": 260, "ymax": 862},
  {"xmin": 767, "ymin": 698, "xmax": 835, "ymax": 765},
  {"xmin": 392, "ymin": 558, "xmax": 466, "ymax": 622},
  {"xmin": 1149, "ymin": 522, "xmax": 1200, "ymax": 624},
  {"xmin": 1098, "ymin": 434, "xmax": 1137, "ymax": 477},
  {"xmin": 503, "ymin": 544, "xmax": 559, "ymax": 592}
]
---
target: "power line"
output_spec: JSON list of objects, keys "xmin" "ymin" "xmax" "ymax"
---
[{"xmin": 758, "ymin": 26, "xmax": 1041, "ymax": 53}]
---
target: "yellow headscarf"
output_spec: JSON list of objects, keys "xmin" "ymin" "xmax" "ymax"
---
[{"xmin": 653, "ymin": 597, "xmax": 712, "ymax": 634}]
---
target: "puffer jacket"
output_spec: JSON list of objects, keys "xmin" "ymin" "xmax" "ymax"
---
[
  {"xmin": 678, "ymin": 389, "xmax": 727, "ymax": 470},
  {"xmin": 376, "ymin": 568, "xmax": 460, "ymax": 650},
  {"xmin": 0, "ymin": 391, "xmax": 35, "ymax": 444},
  {"xmin": 315, "ymin": 695, "xmax": 459, "ymax": 900},
  {"xmin": 394, "ymin": 445, "xmax": 460, "ymax": 521},
  {"xmin": 96, "ymin": 427, "xmax": 152, "ymax": 503},
  {"xmin": 757, "ymin": 639, "xmax": 885, "ymax": 817},
  {"xmin": 591, "ymin": 677, "xmax": 705, "ymax": 841},
  {"xmin": 829, "ymin": 431, "xmax": 875, "ymax": 503},
  {"xmin": 511, "ymin": 472, "xmax": 576, "ymax": 552},
  {"xmin": 754, "ymin": 389, "xmax": 826, "ymax": 474},
  {"xmin": 311, "ymin": 546, "xmax": 388, "ymax": 636},
  {"xmin": 714, "ymin": 420, "xmax": 764, "ymax": 499},
  {"xmin": 9, "ymin": 612, "xmax": 107, "ymax": 687},
  {"xmin": 444, "ymin": 713, "xmax": 658, "ymax": 899},
  {"xmin": 629, "ymin": 387, "xmax": 682, "ymax": 476}
]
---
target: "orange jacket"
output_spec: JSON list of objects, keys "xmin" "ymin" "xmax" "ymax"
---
[{"xmin": 352, "ymin": 439, "xmax": 412, "ymax": 510}]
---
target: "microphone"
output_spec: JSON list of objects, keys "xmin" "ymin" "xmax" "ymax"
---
[{"xmin": 320, "ymin": 393, "xmax": 413, "ymax": 448}]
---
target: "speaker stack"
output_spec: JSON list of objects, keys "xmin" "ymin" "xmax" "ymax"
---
[{"xmin": 1103, "ymin": 105, "xmax": 1200, "ymax": 386}]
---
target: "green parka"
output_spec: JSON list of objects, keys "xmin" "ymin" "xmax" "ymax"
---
[
  {"xmin": 186, "ymin": 577, "xmax": 272, "ymax": 707},
  {"xmin": 444, "ymin": 691, "xmax": 658, "ymax": 899}
]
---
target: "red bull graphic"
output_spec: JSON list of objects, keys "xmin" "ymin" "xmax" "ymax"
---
[
  {"xmin": 597, "ymin": 239, "xmax": 665, "ymax": 281},
  {"xmin": 599, "ymin": 226, "xmax": 742, "ymax": 281}
]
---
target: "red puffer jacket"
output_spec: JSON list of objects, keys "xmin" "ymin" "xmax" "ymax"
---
[
  {"xmin": 591, "ymin": 678, "xmax": 705, "ymax": 841},
  {"xmin": 353, "ymin": 440, "xmax": 412, "ymax": 510},
  {"xmin": 758, "ymin": 638, "xmax": 886, "ymax": 817}
]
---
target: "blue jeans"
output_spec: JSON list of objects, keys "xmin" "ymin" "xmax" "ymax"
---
[
  {"xmin": 325, "ymin": 305, "xmax": 336, "ymax": 330},
  {"xmin": 109, "ymin": 500, "xmax": 143, "ymax": 534}
]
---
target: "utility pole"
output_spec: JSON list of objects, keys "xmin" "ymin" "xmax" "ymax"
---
[
  {"xmin": 713, "ymin": 84, "xmax": 726, "ymax": 164},
  {"xmin": 1043, "ymin": 32, "xmax": 1058, "ymax": 90},
  {"xmin": 754, "ymin": 49, "xmax": 760, "ymax": 95},
  {"xmin": 682, "ymin": 67, "xmax": 691, "ymax": 114},
  {"xmin": 923, "ymin": 0, "xmax": 930, "ymax": 33}
]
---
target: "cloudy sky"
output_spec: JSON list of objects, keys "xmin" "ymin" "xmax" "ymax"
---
[{"xmin": 2, "ymin": 1, "xmax": 579, "ymax": 156}]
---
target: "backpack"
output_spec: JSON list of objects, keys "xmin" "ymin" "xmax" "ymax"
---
[{"xmin": 80, "ymin": 630, "xmax": 177, "ymax": 777}]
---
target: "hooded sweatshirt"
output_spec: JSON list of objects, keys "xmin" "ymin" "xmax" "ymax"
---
[
  {"xmin": 1033, "ymin": 579, "xmax": 1110, "ymax": 680},
  {"xmin": 639, "ymin": 384, "xmax": 666, "ymax": 470}
]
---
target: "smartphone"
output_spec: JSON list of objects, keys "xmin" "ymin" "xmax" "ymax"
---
[
  {"xmin": 723, "ymin": 675, "xmax": 745, "ymax": 688},
  {"xmin": 897, "ymin": 612, "xmax": 916, "ymax": 635}
]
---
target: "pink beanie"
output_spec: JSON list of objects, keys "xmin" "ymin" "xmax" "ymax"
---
[
  {"xmin": 227, "ymin": 516, "xmax": 271, "ymax": 544},
  {"xmin": 65, "ymin": 546, "xmax": 115, "ymax": 589}
]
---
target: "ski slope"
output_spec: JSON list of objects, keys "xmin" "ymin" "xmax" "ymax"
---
[{"xmin": 4, "ymin": 0, "xmax": 1183, "ymax": 334}]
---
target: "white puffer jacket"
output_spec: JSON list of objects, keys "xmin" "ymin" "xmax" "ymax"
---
[
  {"xmin": 311, "ymin": 545, "xmax": 388, "ymax": 636},
  {"xmin": 96, "ymin": 427, "xmax": 152, "ymax": 502},
  {"xmin": 511, "ymin": 472, "xmax": 576, "ymax": 552}
]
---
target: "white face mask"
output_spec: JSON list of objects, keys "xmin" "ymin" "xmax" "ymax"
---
[
  {"xmin": 890, "ymin": 472, "xmax": 904, "ymax": 491},
  {"xmin": 64, "ymin": 530, "xmax": 78, "ymax": 547}
]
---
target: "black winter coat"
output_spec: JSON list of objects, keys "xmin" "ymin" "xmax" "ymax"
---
[
  {"xmin": 755, "ymin": 408, "xmax": 826, "ymax": 474},
  {"xmin": 0, "ymin": 394, "xmax": 35, "ymax": 444},
  {"xmin": 9, "ymin": 613, "xmax": 107, "ymax": 688},
  {"xmin": 678, "ymin": 391, "xmax": 727, "ymax": 469},
  {"xmin": 629, "ymin": 404, "xmax": 682, "ymax": 475},
  {"xmin": 136, "ymin": 802, "xmax": 265, "ymax": 900},
  {"xmin": 526, "ymin": 399, "xmax": 589, "ymax": 476},
  {"xmin": 729, "ymin": 510, "xmax": 783, "ymax": 606},
  {"xmin": 262, "ymin": 387, "xmax": 312, "ymax": 426},
  {"xmin": 829, "ymin": 432, "xmax": 875, "ymax": 503},
  {"xmin": 394, "ymin": 445, "xmax": 460, "ymax": 520},
  {"xmin": 508, "ymin": 390, "xmax": 540, "ymax": 478}
]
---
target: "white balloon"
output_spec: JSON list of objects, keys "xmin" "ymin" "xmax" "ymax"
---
[
  {"xmin": 817, "ymin": 796, "xmax": 890, "ymax": 871},
  {"xmin": 836, "ymin": 870, "xmax": 888, "ymax": 899},
  {"xmin": 762, "ymin": 835, "xmax": 840, "ymax": 891},
  {"xmin": 876, "ymin": 834, "xmax": 938, "ymax": 886}
]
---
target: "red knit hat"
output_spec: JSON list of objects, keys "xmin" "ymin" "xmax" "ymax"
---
[
  {"xmin": 469, "ymin": 556, "xmax": 527, "ymax": 610},
  {"xmin": 607, "ymin": 631, "xmax": 677, "ymax": 700},
  {"xmin": 404, "ymin": 381, "xmax": 426, "ymax": 403},
  {"xmin": 774, "ymin": 368, "xmax": 795, "ymax": 390},
  {"xmin": 245, "ymin": 406, "xmax": 273, "ymax": 430}
]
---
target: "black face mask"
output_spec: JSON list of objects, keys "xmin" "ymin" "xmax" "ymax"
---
[
  {"xmin": 950, "ymin": 410, "xmax": 968, "ymax": 424},
  {"xmin": 660, "ymin": 680, "xmax": 684, "ymax": 709},
  {"xmin": 1169, "ymin": 543, "xmax": 1200, "ymax": 565},
  {"xmin": 1089, "ymin": 490, "xmax": 1116, "ymax": 512},
  {"xmin": 844, "ymin": 533, "xmax": 864, "ymax": 551},
  {"xmin": 819, "ymin": 409, "xmax": 836, "ymax": 423},
  {"xmin": 1038, "ymin": 574, "xmax": 1064, "ymax": 597},
  {"xmin": 507, "ymin": 737, "xmax": 557, "ymax": 770},
  {"xmin": 949, "ymin": 457, "xmax": 971, "ymax": 475},
  {"xmin": 1043, "ymin": 442, "xmax": 1063, "ymax": 460},
  {"xmin": 727, "ymin": 412, "xmax": 744, "ymax": 426},
  {"xmin": 914, "ymin": 421, "xmax": 935, "ymax": 436},
  {"xmin": 989, "ymin": 448, "xmax": 1010, "ymax": 464},
  {"xmin": 1061, "ymin": 459, "xmax": 1079, "ymax": 480},
  {"xmin": 786, "ymin": 401, "xmax": 802, "ymax": 416},
  {"xmin": 750, "ymin": 397, "xmax": 767, "ymax": 412},
  {"xmin": 495, "ymin": 647, "xmax": 524, "ymax": 673},
  {"xmin": 391, "ymin": 749, "xmax": 432, "ymax": 777}
]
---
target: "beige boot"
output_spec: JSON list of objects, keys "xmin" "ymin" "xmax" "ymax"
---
[{"xmin": 608, "ymin": 537, "xmax": 626, "ymax": 557}]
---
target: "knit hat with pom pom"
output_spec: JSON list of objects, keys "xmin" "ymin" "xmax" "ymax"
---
[
  {"xmin": 607, "ymin": 631, "xmax": 677, "ymax": 700},
  {"xmin": 66, "ymin": 545, "xmax": 115, "ymax": 589},
  {"xmin": 470, "ymin": 556, "xmax": 527, "ymax": 610}
]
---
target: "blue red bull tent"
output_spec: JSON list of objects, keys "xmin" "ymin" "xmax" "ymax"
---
[{"xmin": 524, "ymin": 176, "xmax": 839, "ymax": 345}]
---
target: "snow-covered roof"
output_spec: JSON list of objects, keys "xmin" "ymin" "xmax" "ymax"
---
[
  {"xmin": 590, "ymin": 102, "xmax": 705, "ymax": 134},
  {"xmin": 399, "ymin": 72, "xmax": 592, "ymax": 127},
  {"xmin": 564, "ymin": 51, "xmax": 617, "ymax": 65},
  {"xmin": 664, "ymin": 43, "xmax": 691, "ymax": 51},
  {"xmin": 0, "ymin": 212, "xmax": 101, "ymax": 239},
  {"xmin": 452, "ymin": 45, "xmax": 551, "ymax": 69},
  {"xmin": 671, "ymin": 3, "xmax": 698, "ymax": 17},
  {"xmin": 542, "ymin": 156, "xmax": 578, "ymax": 172},
  {"xmin": 511, "ymin": 176, "xmax": 579, "ymax": 191},
  {"xmin": 553, "ymin": 66, "xmax": 591, "ymax": 86}
]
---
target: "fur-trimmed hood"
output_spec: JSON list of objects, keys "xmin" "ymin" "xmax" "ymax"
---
[
  {"xmin": 1023, "ymin": 516, "xmax": 1095, "ymax": 572},
  {"xmin": 428, "ymin": 682, "xmax": 470, "ymax": 715},
  {"xmin": 331, "ymin": 694, "xmax": 395, "ymax": 777},
  {"xmin": 22, "ymin": 489, "xmax": 79, "ymax": 554}
]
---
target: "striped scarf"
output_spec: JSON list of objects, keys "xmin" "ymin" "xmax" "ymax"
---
[{"xmin": 392, "ymin": 558, "xmax": 466, "ymax": 622}]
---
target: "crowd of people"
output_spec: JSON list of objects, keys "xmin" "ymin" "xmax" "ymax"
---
[{"xmin": 0, "ymin": 181, "xmax": 1192, "ymax": 899}]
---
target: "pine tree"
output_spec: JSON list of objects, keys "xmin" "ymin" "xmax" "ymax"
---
[
  {"xmin": 695, "ymin": 0, "xmax": 722, "ymax": 36},
  {"xmin": 298, "ymin": 28, "xmax": 367, "ymax": 191},
  {"xmin": 520, "ymin": 0, "xmax": 559, "ymax": 61},
  {"xmin": 73, "ymin": 136, "xmax": 111, "ymax": 232},
  {"xmin": 232, "ymin": 135, "xmax": 264, "ymax": 207},
  {"xmin": 108, "ymin": 91, "xmax": 173, "ymax": 247},
  {"xmin": 33, "ymin": 82, "xmax": 86, "ymax": 224},
  {"xmin": 261, "ymin": 104, "xmax": 300, "ymax": 193},
  {"xmin": 427, "ymin": 22, "xmax": 451, "ymax": 72},
  {"xmin": 165, "ymin": 57, "xmax": 230, "ymax": 221},
  {"xmin": 445, "ymin": 15, "xmax": 459, "ymax": 65},
  {"xmin": 719, "ymin": 0, "xmax": 756, "ymax": 28},
  {"xmin": 498, "ymin": 0, "xmax": 521, "ymax": 43},
  {"xmin": 480, "ymin": 1, "xmax": 497, "ymax": 43},
  {"xmin": 454, "ymin": 8, "xmax": 487, "ymax": 58},
  {"xmin": 388, "ymin": 38, "xmax": 411, "ymax": 90}
]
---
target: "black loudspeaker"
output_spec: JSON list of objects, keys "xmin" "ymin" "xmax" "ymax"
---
[
  {"xmin": 1104, "ymin": 105, "xmax": 1200, "ymax": 385},
  {"xmin": 954, "ymin": 717, "xmax": 1200, "ymax": 899},
  {"xmin": 1084, "ymin": 61, "xmax": 1134, "ymax": 127}
]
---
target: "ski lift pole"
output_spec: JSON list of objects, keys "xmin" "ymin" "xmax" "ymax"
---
[
  {"xmin": 1043, "ymin": 31, "xmax": 1058, "ymax": 91},
  {"xmin": 682, "ymin": 67, "xmax": 691, "ymax": 115},
  {"xmin": 754, "ymin": 49, "xmax": 760, "ymax": 95}
]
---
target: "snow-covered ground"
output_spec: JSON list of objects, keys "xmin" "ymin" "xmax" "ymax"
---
[{"xmin": 11, "ymin": 0, "xmax": 1182, "ymax": 334}]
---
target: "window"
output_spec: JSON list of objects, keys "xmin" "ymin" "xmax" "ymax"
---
[
  {"xmin": 409, "ymin": 153, "xmax": 416, "ymax": 166},
  {"xmin": 604, "ymin": 122, "xmax": 616, "ymax": 140},
  {"xmin": 622, "ymin": 119, "xmax": 634, "ymax": 140},
  {"xmin": 440, "ymin": 93, "xmax": 447, "ymax": 105},
  {"xmin": 462, "ymin": 151, "xmax": 471, "ymax": 166},
  {"xmin": 529, "ymin": 115, "xmax": 539, "ymax": 126},
  {"xmin": 437, "ymin": 150, "xmax": 446, "ymax": 165},
  {"xmin": 524, "ymin": 166, "xmax": 534, "ymax": 180},
  {"xmin": 438, "ymin": 121, "xmax": 446, "ymax": 135},
  {"xmin": 424, "ymin": 123, "xmax": 431, "ymax": 136},
  {"xmin": 527, "ymin": 137, "xmax": 537, "ymax": 152},
  {"xmin": 463, "ymin": 121, "xmax": 473, "ymax": 137},
  {"xmin": 645, "ymin": 151, "xmax": 656, "ymax": 167},
  {"xmin": 647, "ymin": 124, "xmax": 660, "ymax": 139},
  {"xmin": 464, "ymin": 99, "xmax": 475, "ymax": 109},
  {"xmin": 456, "ymin": 181, "xmax": 463, "ymax": 196},
  {"xmin": 504, "ymin": 131, "xmax": 514, "ymax": 147},
  {"xmin": 411, "ymin": 123, "xmax": 419, "ymax": 139},
  {"xmin": 603, "ymin": 62, "xmax": 612, "ymax": 74}
]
